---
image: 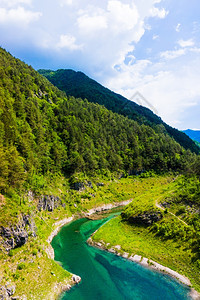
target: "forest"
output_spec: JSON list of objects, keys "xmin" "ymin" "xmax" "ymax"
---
[
  {"xmin": 39, "ymin": 69, "xmax": 200, "ymax": 154},
  {"xmin": 0, "ymin": 47, "xmax": 199, "ymax": 198}
]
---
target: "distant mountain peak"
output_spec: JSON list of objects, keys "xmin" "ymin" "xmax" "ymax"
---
[{"xmin": 183, "ymin": 129, "xmax": 200, "ymax": 143}]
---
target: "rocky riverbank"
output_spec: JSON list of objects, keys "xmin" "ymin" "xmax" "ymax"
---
[{"xmin": 85, "ymin": 199, "xmax": 133, "ymax": 216}]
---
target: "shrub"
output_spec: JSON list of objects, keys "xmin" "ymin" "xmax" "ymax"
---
[
  {"xmin": 8, "ymin": 249, "xmax": 14, "ymax": 257},
  {"xmin": 32, "ymin": 248, "xmax": 37, "ymax": 255},
  {"xmin": 17, "ymin": 262, "xmax": 25, "ymax": 270}
]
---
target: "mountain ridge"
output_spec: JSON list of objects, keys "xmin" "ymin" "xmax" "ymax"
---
[
  {"xmin": 183, "ymin": 129, "xmax": 200, "ymax": 143},
  {"xmin": 38, "ymin": 69, "xmax": 199, "ymax": 154}
]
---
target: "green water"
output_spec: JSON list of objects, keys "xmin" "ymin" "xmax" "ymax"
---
[{"xmin": 52, "ymin": 215, "xmax": 191, "ymax": 300}]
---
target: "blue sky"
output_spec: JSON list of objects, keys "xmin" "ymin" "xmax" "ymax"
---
[{"xmin": 0, "ymin": 0, "xmax": 200, "ymax": 130}]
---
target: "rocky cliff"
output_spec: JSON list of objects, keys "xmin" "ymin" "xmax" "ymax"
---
[
  {"xmin": 0, "ymin": 214, "xmax": 36, "ymax": 252},
  {"xmin": 37, "ymin": 195, "xmax": 65, "ymax": 211}
]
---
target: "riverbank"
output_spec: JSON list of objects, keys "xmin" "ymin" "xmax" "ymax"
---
[
  {"xmin": 46, "ymin": 217, "xmax": 74, "ymax": 260},
  {"xmin": 90, "ymin": 215, "xmax": 200, "ymax": 300},
  {"xmin": 46, "ymin": 199, "xmax": 134, "ymax": 299},
  {"xmin": 46, "ymin": 199, "xmax": 133, "ymax": 259},
  {"xmin": 87, "ymin": 238, "xmax": 192, "ymax": 286}
]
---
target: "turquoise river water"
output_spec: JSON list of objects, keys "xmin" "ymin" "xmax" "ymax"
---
[{"xmin": 52, "ymin": 213, "xmax": 191, "ymax": 300}]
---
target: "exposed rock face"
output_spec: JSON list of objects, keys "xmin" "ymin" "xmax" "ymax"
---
[
  {"xmin": 0, "ymin": 283, "xmax": 15, "ymax": 299},
  {"xmin": 126, "ymin": 211, "xmax": 163, "ymax": 226},
  {"xmin": 86, "ymin": 181, "xmax": 93, "ymax": 189},
  {"xmin": 71, "ymin": 182, "xmax": 85, "ymax": 192},
  {"xmin": 27, "ymin": 190, "xmax": 34, "ymax": 202},
  {"xmin": 38, "ymin": 195, "xmax": 64, "ymax": 211},
  {"xmin": 71, "ymin": 181, "xmax": 93, "ymax": 191},
  {"xmin": 96, "ymin": 182, "xmax": 104, "ymax": 187},
  {"xmin": 0, "ymin": 215, "xmax": 35, "ymax": 252}
]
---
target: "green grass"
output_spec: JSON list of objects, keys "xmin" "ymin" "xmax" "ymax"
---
[
  {"xmin": 93, "ymin": 216, "xmax": 200, "ymax": 290},
  {"xmin": 92, "ymin": 176, "xmax": 200, "ymax": 293}
]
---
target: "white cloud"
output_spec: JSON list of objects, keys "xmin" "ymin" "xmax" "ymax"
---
[
  {"xmin": 175, "ymin": 23, "xmax": 181, "ymax": 32},
  {"xmin": 0, "ymin": 6, "xmax": 42, "ymax": 24},
  {"xmin": 160, "ymin": 48, "xmax": 186, "ymax": 60},
  {"xmin": 59, "ymin": 0, "xmax": 73, "ymax": 6},
  {"xmin": 57, "ymin": 34, "xmax": 83, "ymax": 50},
  {"xmin": 178, "ymin": 39, "xmax": 194, "ymax": 48},
  {"xmin": 190, "ymin": 47, "xmax": 200, "ymax": 54},
  {"xmin": 77, "ymin": 1, "xmax": 139, "ymax": 35},
  {"xmin": 153, "ymin": 34, "xmax": 159, "ymax": 40},
  {"xmin": 107, "ymin": 0, "xmax": 139, "ymax": 32},
  {"xmin": 105, "ymin": 52, "xmax": 200, "ymax": 129},
  {"xmin": 150, "ymin": 7, "xmax": 168, "ymax": 19},
  {"xmin": 77, "ymin": 14, "xmax": 107, "ymax": 33}
]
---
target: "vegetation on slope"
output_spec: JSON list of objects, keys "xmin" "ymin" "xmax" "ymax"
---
[
  {"xmin": 38, "ymin": 69, "xmax": 200, "ymax": 154},
  {"xmin": 92, "ymin": 175, "xmax": 200, "ymax": 292},
  {"xmin": 0, "ymin": 47, "xmax": 197, "ymax": 199}
]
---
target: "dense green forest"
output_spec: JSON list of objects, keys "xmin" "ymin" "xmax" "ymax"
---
[
  {"xmin": 38, "ymin": 69, "xmax": 200, "ymax": 154},
  {"xmin": 0, "ymin": 47, "xmax": 198, "ymax": 196}
]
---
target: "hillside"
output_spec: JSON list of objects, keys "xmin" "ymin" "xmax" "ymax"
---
[
  {"xmin": 0, "ymin": 47, "xmax": 196, "ymax": 197},
  {"xmin": 183, "ymin": 129, "xmax": 200, "ymax": 143},
  {"xmin": 92, "ymin": 174, "xmax": 200, "ymax": 293},
  {"xmin": 0, "ymin": 47, "xmax": 200, "ymax": 299},
  {"xmin": 38, "ymin": 69, "xmax": 199, "ymax": 154}
]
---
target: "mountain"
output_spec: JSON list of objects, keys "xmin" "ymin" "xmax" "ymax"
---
[
  {"xmin": 0, "ymin": 46, "xmax": 197, "ymax": 196},
  {"xmin": 38, "ymin": 69, "xmax": 200, "ymax": 154},
  {"xmin": 183, "ymin": 129, "xmax": 200, "ymax": 143}
]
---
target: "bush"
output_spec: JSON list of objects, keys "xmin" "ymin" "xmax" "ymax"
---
[
  {"xmin": 32, "ymin": 248, "xmax": 38, "ymax": 256},
  {"xmin": 8, "ymin": 249, "xmax": 14, "ymax": 257},
  {"xmin": 17, "ymin": 262, "xmax": 25, "ymax": 270},
  {"xmin": 176, "ymin": 206, "xmax": 186, "ymax": 215}
]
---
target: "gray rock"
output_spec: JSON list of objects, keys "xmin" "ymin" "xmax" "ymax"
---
[
  {"xmin": 72, "ymin": 275, "xmax": 81, "ymax": 283},
  {"xmin": 37, "ymin": 195, "xmax": 62, "ymax": 211},
  {"xmin": 127, "ymin": 211, "xmax": 163, "ymax": 226},
  {"xmin": 0, "ymin": 215, "xmax": 35, "ymax": 252},
  {"xmin": 86, "ymin": 181, "xmax": 93, "ymax": 189},
  {"xmin": 27, "ymin": 191, "xmax": 34, "ymax": 202},
  {"xmin": 0, "ymin": 284, "xmax": 16, "ymax": 300},
  {"xmin": 71, "ymin": 182, "xmax": 85, "ymax": 191},
  {"xmin": 96, "ymin": 182, "xmax": 104, "ymax": 187}
]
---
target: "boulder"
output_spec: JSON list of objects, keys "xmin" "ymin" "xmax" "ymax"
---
[{"xmin": 72, "ymin": 275, "xmax": 81, "ymax": 284}]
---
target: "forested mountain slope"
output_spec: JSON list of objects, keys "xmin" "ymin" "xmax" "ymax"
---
[
  {"xmin": 0, "ymin": 47, "xmax": 197, "ymax": 196},
  {"xmin": 38, "ymin": 69, "xmax": 199, "ymax": 154}
]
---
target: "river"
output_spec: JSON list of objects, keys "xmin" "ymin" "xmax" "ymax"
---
[{"xmin": 52, "ymin": 212, "xmax": 191, "ymax": 300}]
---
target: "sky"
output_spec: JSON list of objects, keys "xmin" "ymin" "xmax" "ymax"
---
[{"xmin": 0, "ymin": 0, "xmax": 200, "ymax": 130}]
